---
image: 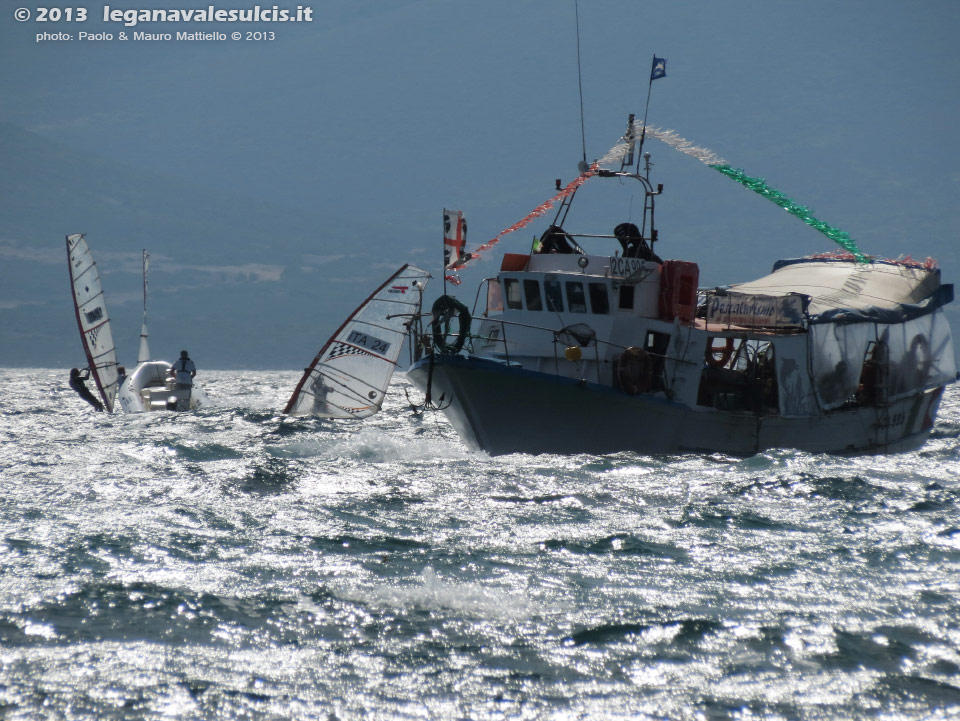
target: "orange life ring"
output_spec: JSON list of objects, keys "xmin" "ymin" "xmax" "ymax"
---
[{"xmin": 706, "ymin": 337, "xmax": 734, "ymax": 368}]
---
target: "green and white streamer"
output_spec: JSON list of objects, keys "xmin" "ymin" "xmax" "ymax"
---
[
  {"xmin": 600, "ymin": 124, "xmax": 868, "ymax": 262},
  {"xmin": 707, "ymin": 164, "xmax": 867, "ymax": 262}
]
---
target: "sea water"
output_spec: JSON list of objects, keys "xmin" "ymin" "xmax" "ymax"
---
[{"xmin": 1, "ymin": 368, "xmax": 959, "ymax": 720}]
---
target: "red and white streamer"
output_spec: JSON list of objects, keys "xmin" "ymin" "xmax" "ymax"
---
[{"xmin": 444, "ymin": 163, "xmax": 598, "ymax": 285}]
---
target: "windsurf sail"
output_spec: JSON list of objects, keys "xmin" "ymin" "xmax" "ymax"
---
[
  {"xmin": 284, "ymin": 264, "xmax": 431, "ymax": 417},
  {"xmin": 137, "ymin": 249, "xmax": 150, "ymax": 364},
  {"xmin": 66, "ymin": 233, "xmax": 119, "ymax": 412}
]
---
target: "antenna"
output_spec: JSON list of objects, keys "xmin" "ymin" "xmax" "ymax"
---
[{"xmin": 574, "ymin": 0, "xmax": 587, "ymax": 168}]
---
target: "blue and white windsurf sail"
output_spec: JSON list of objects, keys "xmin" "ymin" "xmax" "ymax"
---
[
  {"xmin": 284, "ymin": 264, "xmax": 430, "ymax": 417},
  {"xmin": 66, "ymin": 233, "xmax": 119, "ymax": 413}
]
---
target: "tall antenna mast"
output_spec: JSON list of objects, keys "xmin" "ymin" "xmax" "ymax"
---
[{"xmin": 574, "ymin": 0, "xmax": 588, "ymax": 171}]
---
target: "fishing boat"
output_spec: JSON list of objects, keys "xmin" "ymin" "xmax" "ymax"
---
[
  {"xmin": 284, "ymin": 264, "xmax": 430, "ymax": 417},
  {"xmin": 66, "ymin": 236, "xmax": 206, "ymax": 413},
  {"xmin": 406, "ymin": 127, "xmax": 957, "ymax": 456}
]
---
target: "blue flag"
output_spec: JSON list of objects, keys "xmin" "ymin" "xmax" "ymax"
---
[{"xmin": 650, "ymin": 56, "xmax": 666, "ymax": 81}]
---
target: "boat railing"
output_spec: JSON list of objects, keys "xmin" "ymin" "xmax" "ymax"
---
[{"xmin": 469, "ymin": 315, "xmax": 679, "ymax": 392}]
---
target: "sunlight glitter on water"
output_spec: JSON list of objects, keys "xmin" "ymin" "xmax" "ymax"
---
[{"xmin": 2, "ymin": 369, "xmax": 960, "ymax": 719}]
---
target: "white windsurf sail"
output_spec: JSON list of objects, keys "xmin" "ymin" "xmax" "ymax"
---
[
  {"xmin": 66, "ymin": 233, "xmax": 119, "ymax": 412},
  {"xmin": 284, "ymin": 264, "xmax": 431, "ymax": 417},
  {"xmin": 137, "ymin": 249, "xmax": 150, "ymax": 363}
]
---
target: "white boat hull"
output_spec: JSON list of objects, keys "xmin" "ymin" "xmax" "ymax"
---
[
  {"xmin": 407, "ymin": 355, "xmax": 945, "ymax": 456},
  {"xmin": 117, "ymin": 361, "xmax": 207, "ymax": 413}
]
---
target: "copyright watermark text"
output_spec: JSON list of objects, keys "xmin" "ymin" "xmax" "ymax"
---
[{"xmin": 14, "ymin": 5, "xmax": 313, "ymax": 27}]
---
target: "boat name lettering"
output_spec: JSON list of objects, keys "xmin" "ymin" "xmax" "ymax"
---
[
  {"xmin": 608, "ymin": 256, "xmax": 649, "ymax": 277},
  {"xmin": 346, "ymin": 330, "xmax": 391, "ymax": 355},
  {"xmin": 706, "ymin": 292, "xmax": 805, "ymax": 328}
]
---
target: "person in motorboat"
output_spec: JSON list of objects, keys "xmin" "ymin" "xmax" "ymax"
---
[
  {"xmin": 173, "ymin": 350, "xmax": 196, "ymax": 386},
  {"xmin": 614, "ymin": 222, "xmax": 662, "ymax": 263},
  {"xmin": 68, "ymin": 367, "xmax": 104, "ymax": 411},
  {"xmin": 171, "ymin": 350, "xmax": 197, "ymax": 410}
]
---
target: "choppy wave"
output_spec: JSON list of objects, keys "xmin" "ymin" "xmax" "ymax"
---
[{"xmin": 1, "ymin": 369, "xmax": 959, "ymax": 719}]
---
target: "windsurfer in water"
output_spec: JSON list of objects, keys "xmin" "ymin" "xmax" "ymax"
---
[
  {"xmin": 69, "ymin": 367, "xmax": 104, "ymax": 412},
  {"xmin": 308, "ymin": 373, "xmax": 334, "ymax": 414}
]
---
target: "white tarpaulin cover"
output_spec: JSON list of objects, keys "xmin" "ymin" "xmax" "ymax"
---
[
  {"xmin": 728, "ymin": 258, "xmax": 942, "ymax": 318},
  {"xmin": 809, "ymin": 322, "xmax": 873, "ymax": 409},
  {"xmin": 809, "ymin": 313, "xmax": 957, "ymax": 410},
  {"xmin": 727, "ymin": 258, "xmax": 954, "ymax": 411}
]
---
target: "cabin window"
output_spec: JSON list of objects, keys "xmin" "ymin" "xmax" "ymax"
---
[
  {"xmin": 589, "ymin": 283, "xmax": 609, "ymax": 314},
  {"xmin": 544, "ymin": 279, "xmax": 564, "ymax": 312},
  {"xmin": 504, "ymin": 278, "xmax": 523, "ymax": 310},
  {"xmin": 485, "ymin": 279, "xmax": 503, "ymax": 315},
  {"xmin": 645, "ymin": 331, "xmax": 671, "ymax": 356},
  {"xmin": 523, "ymin": 279, "xmax": 543, "ymax": 311},
  {"xmin": 618, "ymin": 285, "xmax": 635, "ymax": 310},
  {"xmin": 566, "ymin": 282, "xmax": 587, "ymax": 313}
]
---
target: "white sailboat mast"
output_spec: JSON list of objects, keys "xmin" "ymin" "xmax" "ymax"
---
[{"xmin": 137, "ymin": 249, "xmax": 151, "ymax": 363}]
